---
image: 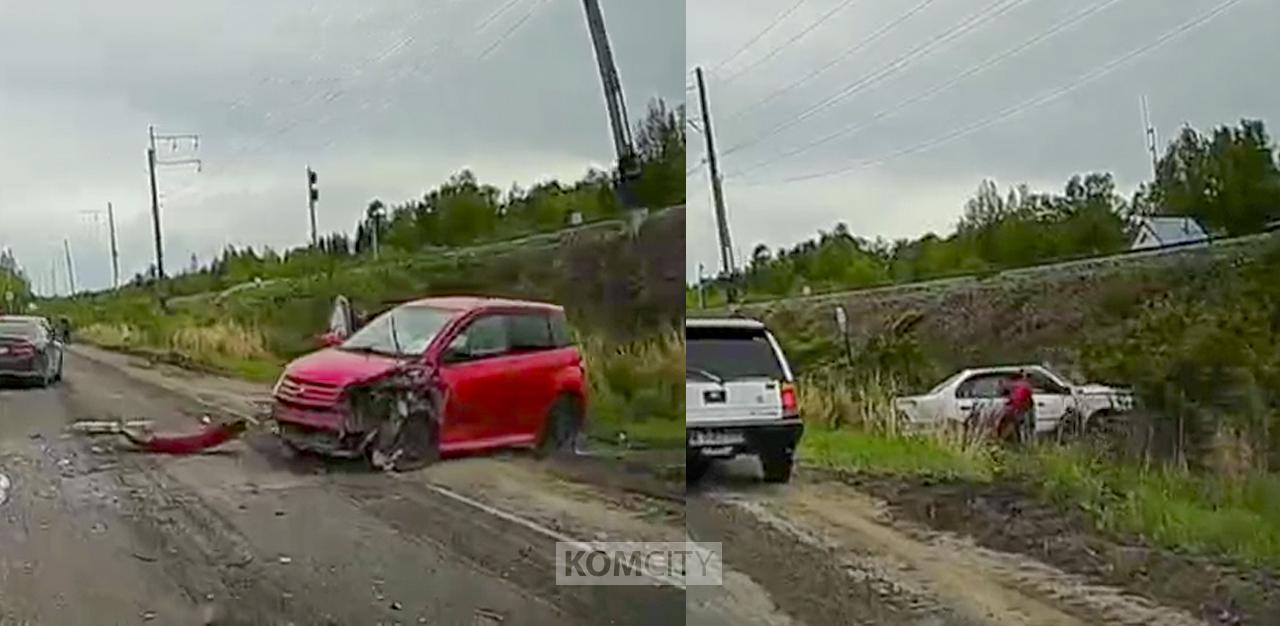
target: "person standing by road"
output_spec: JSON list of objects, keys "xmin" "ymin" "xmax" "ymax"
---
[{"xmin": 999, "ymin": 371, "xmax": 1036, "ymax": 444}]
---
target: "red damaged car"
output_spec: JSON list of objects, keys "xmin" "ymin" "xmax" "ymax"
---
[{"xmin": 272, "ymin": 296, "xmax": 587, "ymax": 468}]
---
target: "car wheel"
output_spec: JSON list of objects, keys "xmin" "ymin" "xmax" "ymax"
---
[
  {"xmin": 369, "ymin": 412, "xmax": 440, "ymax": 472},
  {"xmin": 686, "ymin": 456, "xmax": 711, "ymax": 485},
  {"xmin": 761, "ymin": 452, "xmax": 794, "ymax": 484},
  {"xmin": 536, "ymin": 395, "xmax": 581, "ymax": 458}
]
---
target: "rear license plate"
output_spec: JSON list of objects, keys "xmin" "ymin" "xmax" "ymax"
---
[{"xmin": 689, "ymin": 430, "xmax": 745, "ymax": 447}]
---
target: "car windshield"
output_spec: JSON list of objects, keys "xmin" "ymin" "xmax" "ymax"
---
[
  {"xmin": 0, "ymin": 321, "xmax": 39, "ymax": 340},
  {"xmin": 340, "ymin": 305, "xmax": 453, "ymax": 357},
  {"xmin": 927, "ymin": 371, "xmax": 968, "ymax": 395},
  {"xmin": 686, "ymin": 325, "xmax": 785, "ymax": 382}
]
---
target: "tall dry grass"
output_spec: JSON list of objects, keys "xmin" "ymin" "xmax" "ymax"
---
[
  {"xmin": 799, "ymin": 369, "xmax": 903, "ymax": 434},
  {"xmin": 168, "ymin": 321, "xmax": 270, "ymax": 361},
  {"xmin": 580, "ymin": 329, "xmax": 683, "ymax": 446},
  {"xmin": 79, "ymin": 322, "xmax": 140, "ymax": 349}
]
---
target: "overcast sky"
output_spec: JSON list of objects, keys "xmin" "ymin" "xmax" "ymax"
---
[
  {"xmin": 687, "ymin": 0, "xmax": 1280, "ymax": 280},
  {"xmin": 0, "ymin": 0, "xmax": 683, "ymax": 295}
]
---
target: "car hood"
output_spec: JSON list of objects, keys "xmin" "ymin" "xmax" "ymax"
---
[{"xmin": 283, "ymin": 348, "xmax": 407, "ymax": 388}]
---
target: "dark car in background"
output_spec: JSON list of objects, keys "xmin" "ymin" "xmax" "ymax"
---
[{"xmin": 0, "ymin": 316, "xmax": 65, "ymax": 386}]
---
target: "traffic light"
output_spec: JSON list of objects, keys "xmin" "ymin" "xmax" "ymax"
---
[{"xmin": 307, "ymin": 167, "xmax": 319, "ymax": 203}]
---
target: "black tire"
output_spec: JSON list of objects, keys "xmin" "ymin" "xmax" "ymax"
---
[
  {"xmin": 37, "ymin": 358, "xmax": 52, "ymax": 388},
  {"xmin": 54, "ymin": 353, "xmax": 64, "ymax": 382},
  {"xmin": 761, "ymin": 452, "xmax": 794, "ymax": 483},
  {"xmin": 536, "ymin": 395, "xmax": 581, "ymax": 458},
  {"xmin": 368, "ymin": 412, "xmax": 440, "ymax": 472},
  {"xmin": 686, "ymin": 456, "xmax": 711, "ymax": 485}
]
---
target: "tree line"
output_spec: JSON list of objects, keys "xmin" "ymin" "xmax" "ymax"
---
[{"xmin": 693, "ymin": 118, "xmax": 1280, "ymax": 305}]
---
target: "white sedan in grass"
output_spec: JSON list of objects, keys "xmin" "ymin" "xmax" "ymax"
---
[{"xmin": 893, "ymin": 364, "xmax": 1134, "ymax": 435}]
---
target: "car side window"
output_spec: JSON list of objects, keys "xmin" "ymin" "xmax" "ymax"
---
[
  {"xmin": 548, "ymin": 312, "xmax": 572, "ymax": 348},
  {"xmin": 956, "ymin": 374, "xmax": 1005, "ymax": 399},
  {"xmin": 449, "ymin": 315, "xmax": 509, "ymax": 361},
  {"xmin": 506, "ymin": 313, "xmax": 554, "ymax": 352},
  {"xmin": 1028, "ymin": 371, "xmax": 1068, "ymax": 394}
]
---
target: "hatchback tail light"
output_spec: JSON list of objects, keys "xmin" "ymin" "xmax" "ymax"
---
[{"xmin": 780, "ymin": 382, "xmax": 798, "ymax": 417}]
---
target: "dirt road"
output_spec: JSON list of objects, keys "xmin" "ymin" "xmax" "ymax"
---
[
  {"xmin": 690, "ymin": 458, "xmax": 1221, "ymax": 626},
  {"xmin": 0, "ymin": 346, "xmax": 691, "ymax": 625}
]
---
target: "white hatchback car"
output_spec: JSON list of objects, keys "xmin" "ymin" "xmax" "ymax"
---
[{"xmin": 686, "ymin": 318, "xmax": 803, "ymax": 483}]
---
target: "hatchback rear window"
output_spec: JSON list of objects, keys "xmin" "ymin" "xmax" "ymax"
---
[
  {"xmin": 0, "ymin": 321, "xmax": 39, "ymax": 340},
  {"xmin": 686, "ymin": 326, "xmax": 785, "ymax": 382}
]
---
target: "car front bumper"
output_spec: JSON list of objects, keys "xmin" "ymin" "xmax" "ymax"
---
[{"xmin": 687, "ymin": 418, "xmax": 804, "ymax": 459}]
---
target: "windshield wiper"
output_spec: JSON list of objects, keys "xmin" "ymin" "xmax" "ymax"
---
[{"xmin": 686, "ymin": 366, "xmax": 723, "ymax": 385}]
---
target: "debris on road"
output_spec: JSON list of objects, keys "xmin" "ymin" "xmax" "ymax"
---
[
  {"xmin": 69, "ymin": 417, "xmax": 252, "ymax": 454},
  {"xmin": 69, "ymin": 419, "xmax": 154, "ymax": 435},
  {"xmin": 123, "ymin": 418, "xmax": 249, "ymax": 454},
  {"xmin": 0, "ymin": 473, "xmax": 9, "ymax": 506},
  {"xmin": 278, "ymin": 555, "xmax": 293, "ymax": 565}
]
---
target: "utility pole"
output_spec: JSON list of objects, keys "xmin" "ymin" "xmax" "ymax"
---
[
  {"xmin": 697, "ymin": 263, "xmax": 707, "ymax": 309},
  {"xmin": 695, "ymin": 67, "xmax": 736, "ymax": 278},
  {"xmin": 147, "ymin": 125, "xmax": 202, "ymax": 279},
  {"xmin": 1140, "ymin": 95, "xmax": 1160, "ymax": 179},
  {"xmin": 107, "ymin": 202, "xmax": 120, "ymax": 289},
  {"xmin": 63, "ymin": 239, "xmax": 76, "ymax": 295},
  {"xmin": 580, "ymin": 0, "xmax": 641, "ymax": 207},
  {"xmin": 307, "ymin": 167, "xmax": 320, "ymax": 247},
  {"xmin": 48, "ymin": 260, "xmax": 57, "ymax": 298}
]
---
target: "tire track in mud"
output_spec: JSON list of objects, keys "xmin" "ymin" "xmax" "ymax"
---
[
  {"xmin": 702, "ymin": 476, "xmax": 1210, "ymax": 626},
  {"xmin": 688, "ymin": 491, "xmax": 965, "ymax": 626}
]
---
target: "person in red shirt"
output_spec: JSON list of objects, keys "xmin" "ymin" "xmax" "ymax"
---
[{"xmin": 998, "ymin": 371, "xmax": 1035, "ymax": 443}]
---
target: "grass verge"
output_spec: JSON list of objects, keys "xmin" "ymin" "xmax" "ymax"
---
[
  {"xmin": 800, "ymin": 427, "xmax": 996, "ymax": 481},
  {"xmin": 1014, "ymin": 444, "xmax": 1280, "ymax": 569}
]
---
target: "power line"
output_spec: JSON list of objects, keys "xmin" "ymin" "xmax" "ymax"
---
[
  {"xmin": 479, "ymin": 0, "xmax": 551, "ymax": 60},
  {"xmin": 477, "ymin": 0, "xmax": 527, "ymax": 32},
  {"xmin": 180, "ymin": 1, "xmax": 500, "ymax": 190},
  {"xmin": 718, "ymin": 0, "xmax": 865, "ymax": 84},
  {"xmin": 725, "ymin": 0, "xmax": 941, "ymax": 124},
  {"xmin": 749, "ymin": 0, "xmax": 1249, "ymax": 187},
  {"xmin": 726, "ymin": 0, "xmax": 1129, "ymax": 179},
  {"xmin": 709, "ymin": 0, "xmax": 807, "ymax": 74},
  {"xmin": 721, "ymin": 0, "xmax": 1030, "ymax": 158}
]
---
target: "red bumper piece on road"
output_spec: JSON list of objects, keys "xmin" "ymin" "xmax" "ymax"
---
[{"xmin": 126, "ymin": 420, "xmax": 249, "ymax": 454}]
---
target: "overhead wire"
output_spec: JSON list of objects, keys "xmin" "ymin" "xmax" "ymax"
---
[
  {"xmin": 725, "ymin": 0, "xmax": 1130, "ymax": 179},
  {"xmin": 708, "ymin": 0, "xmax": 808, "ymax": 74},
  {"xmin": 717, "ymin": 0, "xmax": 865, "ymax": 84},
  {"xmin": 479, "ymin": 0, "xmax": 551, "ymax": 60},
  {"xmin": 749, "ymin": 0, "xmax": 1250, "ymax": 187},
  {"xmin": 725, "ymin": 0, "xmax": 941, "ymax": 124},
  {"xmin": 720, "ymin": 0, "xmax": 1032, "ymax": 158}
]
